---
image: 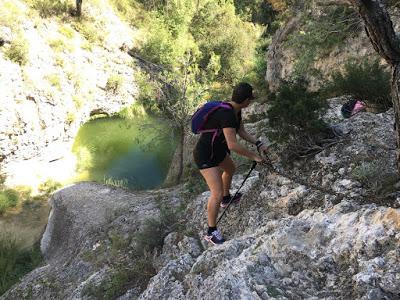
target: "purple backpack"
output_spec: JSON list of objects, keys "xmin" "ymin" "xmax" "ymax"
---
[{"xmin": 191, "ymin": 101, "xmax": 232, "ymax": 156}]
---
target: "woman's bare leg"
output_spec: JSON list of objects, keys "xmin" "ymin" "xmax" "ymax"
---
[
  {"xmin": 219, "ymin": 155, "xmax": 236, "ymax": 197},
  {"xmin": 199, "ymin": 167, "xmax": 223, "ymax": 227}
]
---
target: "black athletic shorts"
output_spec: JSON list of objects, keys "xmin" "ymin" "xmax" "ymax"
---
[{"xmin": 193, "ymin": 141, "xmax": 229, "ymax": 169}]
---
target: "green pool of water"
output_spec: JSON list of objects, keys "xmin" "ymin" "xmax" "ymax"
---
[{"xmin": 72, "ymin": 116, "xmax": 177, "ymax": 190}]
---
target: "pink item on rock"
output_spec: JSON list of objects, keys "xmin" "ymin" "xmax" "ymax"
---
[{"xmin": 351, "ymin": 100, "xmax": 366, "ymax": 116}]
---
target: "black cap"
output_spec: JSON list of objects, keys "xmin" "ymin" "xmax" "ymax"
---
[{"xmin": 232, "ymin": 82, "xmax": 254, "ymax": 104}]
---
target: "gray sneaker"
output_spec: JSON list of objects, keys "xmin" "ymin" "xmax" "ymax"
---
[
  {"xmin": 220, "ymin": 193, "xmax": 242, "ymax": 208},
  {"xmin": 204, "ymin": 229, "xmax": 225, "ymax": 245}
]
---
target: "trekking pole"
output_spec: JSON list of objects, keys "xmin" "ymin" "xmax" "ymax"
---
[{"xmin": 216, "ymin": 160, "xmax": 257, "ymax": 226}]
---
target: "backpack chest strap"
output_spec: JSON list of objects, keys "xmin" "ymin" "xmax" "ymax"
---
[{"xmin": 198, "ymin": 128, "xmax": 223, "ymax": 159}]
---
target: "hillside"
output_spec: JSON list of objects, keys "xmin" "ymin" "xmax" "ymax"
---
[
  {"xmin": 1, "ymin": 1, "xmax": 400, "ymax": 299},
  {"xmin": 1, "ymin": 100, "xmax": 399, "ymax": 299}
]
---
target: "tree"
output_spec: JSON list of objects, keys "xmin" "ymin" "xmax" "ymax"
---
[
  {"xmin": 346, "ymin": 0, "xmax": 400, "ymax": 172},
  {"xmin": 76, "ymin": 0, "xmax": 82, "ymax": 17},
  {"xmin": 155, "ymin": 54, "xmax": 205, "ymax": 183},
  {"xmin": 132, "ymin": 51, "xmax": 204, "ymax": 183}
]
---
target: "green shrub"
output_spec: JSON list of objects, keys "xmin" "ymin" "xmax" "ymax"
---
[
  {"xmin": 0, "ymin": 189, "xmax": 20, "ymax": 214},
  {"xmin": 183, "ymin": 164, "xmax": 207, "ymax": 195},
  {"xmin": 46, "ymin": 73, "xmax": 62, "ymax": 90},
  {"xmin": 59, "ymin": 25, "xmax": 75, "ymax": 39},
  {"xmin": 66, "ymin": 111, "xmax": 76, "ymax": 124},
  {"xmin": 106, "ymin": 74, "xmax": 124, "ymax": 94},
  {"xmin": 234, "ymin": 0, "xmax": 276, "ymax": 25},
  {"xmin": 352, "ymin": 159, "xmax": 399, "ymax": 194},
  {"xmin": 102, "ymin": 176, "xmax": 128, "ymax": 189},
  {"xmin": 49, "ymin": 39, "xmax": 66, "ymax": 52},
  {"xmin": 38, "ymin": 179, "xmax": 62, "ymax": 195},
  {"xmin": 54, "ymin": 55, "xmax": 65, "ymax": 67},
  {"xmin": 0, "ymin": 195, "xmax": 10, "ymax": 214},
  {"xmin": 49, "ymin": 38, "xmax": 73, "ymax": 53},
  {"xmin": 3, "ymin": 190, "xmax": 18, "ymax": 207},
  {"xmin": 285, "ymin": 7, "xmax": 360, "ymax": 79},
  {"xmin": 326, "ymin": 59, "xmax": 392, "ymax": 112},
  {"xmin": 139, "ymin": 13, "xmax": 190, "ymax": 68},
  {"xmin": 83, "ymin": 254, "xmax": 154, "ymax": 299},
  {"xmin": 241, "ymin": 35, "xmax": 270, "ymax": 92},
  {"xmin": 0, "ymin": 174, "xmax": 5, "ymax": 185},
  {"xmin": 267, "ymin": 79, "xmax": 328, "ymax": 143},
  {"xmin": 28, "ymin": 0, "xmax": 70, "ymax": 17},
  {"xmin": 72, "ymin": 95, "xmax": 84, "ymax": 109},
  {"xmin": 0, "ymin": 235, "xmax": 42, "ymax": 296},
  {"xmin": 109, "ymin": 0, "xmax": 138, "ymax": 22},
  {"xmin": 134, "ymin": 71, "xmax": 161, "ymax": 114},
  {"xmin": 0, "ymin": 1, "xmax": 25, "ymax": 27},
  {"xmin": 4, "ymin": 35, "xmax": 28, "ymax": 66},
  {"xmin": 133, "ymin": 204, "xmax": 182, "ymax": 253},
  {"xmin": 136, "ymin": 0, "xmax": 260, "ymax": 84},
  {"xmin": 72, "ymin": 19, "xmax": 105, "ymax": 46},
  {"xmin": 190, "ymin": 1, "xmax": 260, "ymax": 83}
]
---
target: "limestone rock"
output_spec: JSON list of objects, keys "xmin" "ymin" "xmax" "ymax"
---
[{"xmin": 1, "ymin": 182, "xmax": 177, "ymax": 300}]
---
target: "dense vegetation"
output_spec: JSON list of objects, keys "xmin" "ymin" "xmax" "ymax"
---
[
  {"xmin": 326, "ymin": 59, "xmax": 392, "ymax": 112},
  {"xmin": 267, "ymin": 79, "xmax": 327, "ymax": 145},
  {"xmin": 285, "ymin": 6, "xmax": 361, "ymax": 80},
  {"xmin": 110, "ymin": 0, "xmax": 272, "ymax": 117},
  {"xmin": 0, "ymin": 237, "xmax": 42, "ymax": 296}
]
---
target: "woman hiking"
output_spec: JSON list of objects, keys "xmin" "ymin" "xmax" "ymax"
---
[{"xmin": 193, "ymin": 82, "xmax": 268, "ymax": 245}]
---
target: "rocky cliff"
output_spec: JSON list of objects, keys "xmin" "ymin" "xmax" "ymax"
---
[
  {"xmin": 2, "ymin": 100, "xmax": 399, "ymax": 299},
  {"xmin": 265, "ymin": 3, "xmax": 392, "ymax": 92},
  {"xmin": 0, "ymin": 1, "xmax": 138, "ymax": 187}
]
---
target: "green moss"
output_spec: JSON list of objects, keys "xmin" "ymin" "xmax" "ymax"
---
[{"xmin": 4, "ymin": 34, "xmax": 29, "ymax": 66}]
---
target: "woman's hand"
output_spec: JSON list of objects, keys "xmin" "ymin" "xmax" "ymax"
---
[
  {"xmin": 258, "ymin": 144, "xmax": 268, "ymax": 154},
  {"xmin": 255, "ymin": 140, "xmax": 268, "ymax": 154},
  {"xmin": 253, "ymin": 154, "xmax": 264, "ymax": 163}
]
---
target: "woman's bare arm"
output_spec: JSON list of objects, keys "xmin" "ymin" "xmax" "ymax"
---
[
  {"xmin": 237, "ymin": 122, "xmax": 257, "ymax": 145},
  {"xmin": 238, "ymin": 122, "xmax": 269, "ymax": 154},
  {"xmin": 223, "ymin": 127, "xmax": 262, "ymax": 162}
]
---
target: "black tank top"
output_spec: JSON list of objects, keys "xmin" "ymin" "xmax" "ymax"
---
[{"xmin": 196, "ymin": 103, "xmax": 242, "ymax": 150}]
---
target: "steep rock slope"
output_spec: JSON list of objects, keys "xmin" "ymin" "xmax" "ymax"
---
[
  {"xmin": 1, "ymin": 182, "xmax": 185, "ymax": 299},
  {"xmin": 265, "ymin": 4, "xmax": 390, "ymax": 91},
  {"xmin": 2, "ymin": 101, "xmax": 399, "ymax": 299},
  {"xmin": 139, "ymin": 103, "xmax": 400, "ymax": 299}
]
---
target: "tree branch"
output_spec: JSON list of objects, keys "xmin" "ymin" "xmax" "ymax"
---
[{"xmin": 347, "ymin": 0, "xmax": 400, "ymax": 64}]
